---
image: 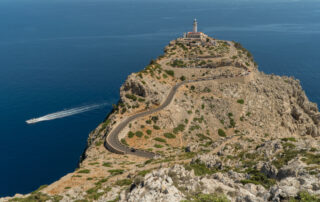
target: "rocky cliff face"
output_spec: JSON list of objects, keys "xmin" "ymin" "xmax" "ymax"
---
[{"xmin": 2, "ymin": 36, "xmax": 319, "ymax": 202}]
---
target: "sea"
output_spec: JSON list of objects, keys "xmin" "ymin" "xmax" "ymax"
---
[{"xmin": 1, "ymin": 0, "xmax": 320, "ymax": 196}]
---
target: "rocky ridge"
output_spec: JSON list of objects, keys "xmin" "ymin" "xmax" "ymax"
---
[{"xmin": 2, "ymin": 35, "xmax": 320, "ymax": 202}]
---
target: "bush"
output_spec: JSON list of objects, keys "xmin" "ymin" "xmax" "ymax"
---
[
  {"xmin": 138, "ymin": 98, "xmax": 145, "ymax": 102},
  {"xmin": 103, "ymin": 162, "xmax": 112, "ymax": 167},
  {"xmin": 154, "ymin": 144, "xmax": 163, "ymax": 148},
  {"xmin": 135, "ymin": 131, "xmax": 143, "ymax": 137},
  {"xmin": 180, "ymin": 76, "xmax": 186, "ymax": 81},
  {"xmin": 121, "ymin": 139, "xmax": 128, "ymax": 145},
  {"xmin": 240, "ymin": 168, "xmax": 276, "ymax": 189},
  {"xmin": 153, "ymin": 125, "xmax": 160, "ymax": 130},
  {"xmin": 164, "ymin": 133, "xmax": 176, "ymax": 139},
  {"xmin": 146, "ymin": 120, "xmax": 152, "ymax": 124},
  {"xmin": 218, "ymin": 129, "xmax": 226, "ymax": 137},
  {"xmin": 165, "ymin": 70, "xmax": 175, "ymax": 76},
  {"xmin": 146, "ymin": 129, "xmax": 152, "ymax": 135},
  {"xmin": 290, "ymin": 191, "xmax": 320, "ymax": 202},
  {"xmin": 78, "ymin": 169, "xmax": 90, "ymax": 174},
  {"xmin": 185, "ymin": 160, "xmax": 216, "ymax": 176},
  {"xmin": 173, "ymin": 124, "xmax": 185, "ymax": 134},
  {"xmin": 108, "ymin": 169, "xmax": 124, "ymax": 176},
  {"xmin": 171, "ymin": 60, "xmax": 184, "ymax": 68},
  {"xmin": 128, "ymin": 131, "xmax": 134, "ymax": 138},
  {"xmin": 115, "ymin": 179, "xmax": 132, "ymax": 186},
  {"xmin": 191, "ymin": 193, "xmax": 230, "ymax": 202},
  {"xmin": 125, "ymin": 94, "xmax": 137, "ymax": 101},
  {"xmin": 154, "ymin": 137, "xmax": 166, "ymax": 143},
  {"xmin": 237, "ymin": 99, "xmax": 244, "ymax": 104}
]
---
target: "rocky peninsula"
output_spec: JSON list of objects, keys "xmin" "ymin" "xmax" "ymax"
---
[{"xmin": 2, "ymin": 35, "xmax": 320, "ymax": 202}]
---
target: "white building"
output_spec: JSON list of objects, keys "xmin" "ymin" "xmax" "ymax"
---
[{"xmin": 185, "ymin": 19, "xmax": 206, "ymax": 41}]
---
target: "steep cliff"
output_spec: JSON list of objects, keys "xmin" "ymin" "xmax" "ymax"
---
[{"xmin": 3, "ymin": 36, "xmax": 320, "ymax": 202}]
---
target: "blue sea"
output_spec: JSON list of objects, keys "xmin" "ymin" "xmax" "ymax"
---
[{"xmin": 1, "ymin": 0, "xmax": 320, "ymax": 196}]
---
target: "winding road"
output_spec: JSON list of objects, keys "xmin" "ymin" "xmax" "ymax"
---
[{"xmin": 104, "ymin": 74, "xmax": 245, "ymax": 158}]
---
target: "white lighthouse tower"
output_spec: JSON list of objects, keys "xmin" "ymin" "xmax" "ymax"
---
[{"xmin": 193, "ymin": 18, "xmax": 198, "ymax": 33}]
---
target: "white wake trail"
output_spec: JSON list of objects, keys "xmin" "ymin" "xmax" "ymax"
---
[{"xmin": 26, "ymin": 103, "xmax": 109, "ymax": 124}]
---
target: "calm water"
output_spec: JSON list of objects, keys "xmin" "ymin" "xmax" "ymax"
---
[{"xmin": 1, "ymin": 0, "xmax": 320, "ymax": 196}]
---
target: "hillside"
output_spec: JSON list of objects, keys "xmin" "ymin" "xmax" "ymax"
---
[{"xmin": 2, "ymin": 35, "xmax": 320, "ymax": 202}]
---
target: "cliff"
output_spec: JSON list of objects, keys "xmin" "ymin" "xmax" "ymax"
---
[{"xmin": 2, "ymin": 35, "xmax": 320, "ymax": 202}]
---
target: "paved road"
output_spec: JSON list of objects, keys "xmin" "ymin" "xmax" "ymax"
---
[{"xmin": 104, "ymin": 74, "xmax": 242, "ymax": 158}]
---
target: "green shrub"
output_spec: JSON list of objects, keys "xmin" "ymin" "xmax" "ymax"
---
[
  {"xmin": 240, "ymin": 168, "xmax": 276, "ymax": 189},
  {"xmin": 190, "ymin": 193, "xmax": 230, "ymax": 202},
  {"xmin": 164, "ymin": 133, "xmax": 176, "ymax": 139},
  {"xmin": 146, "ymin": 129, "xmax": 152, "ymax": 135},
  {"xmin": 173, "ymin": 124, "xmax": 185, "ymax": 134},
  {"xmin": 154, "ymin": 137, "xmax": 166, "ymax": 143},
  {"xmin": 128, "ymin": 131, "xmax": 134, "ymax": 138},
  {"xmin": 218, "ymin": 129, "xmax": 226, "ymax": 137},
  {"xmin": 78, "ymin": 169, "xmax": 90, "ymax": 174},
  {"xmin": 184, "ymin": 160, "xmax": 216, "ymax": 176},
  {"xmin": 237, "ymin": 99, "xmax": 244, "ymax": 104},
  {"xmin": 289, "ymin": 191, "xmax": 320, "ymax": 202},
  {"xmin": 180, "ymin": 75, "xmax": 186, "ymax": 81},
  {"xmin": 171, "ymin": 60, "xmax": 184, "ymax": 68},
  {"xmin": 121, "ymin": 139, "xmax": 128, "ymax": 145},
  {"xmin": 154, "ymin": 144, "xmax": 163, "ymax": 148},
  {"xmin": 135, "ymin": 131, "xmax": 143, "ymax": 138},
  {"xmin": 108, "ymin": 169, "xmax": 124, "ymax": 176},
  {"xmin": 153, "ymin": 125, "xmax": 160, "ymax": 130},
  {"xmin": 138, "ymin": 169, "xmax": 151, "ymax": 176},
  {"xmin": 125, "ymin": 94, "xmax": 137, "ymax": 101},
  {"xmin": 103, "ymin": 162, "xmax": 112, "ymax": 167},
  {"xmin": 165, "ymin": 70, "xmax": 175, "ymax": 76},
  {"xmin": 281, "ymin": 137, "xmax": 297, "ymax": 142},
  {"xmin": 138, "ymin": 98, "xmax": 145, "ymax": 102},
  {"xmin": 115, "ymin": 179, "xmax": 132, "ymax": 186}
]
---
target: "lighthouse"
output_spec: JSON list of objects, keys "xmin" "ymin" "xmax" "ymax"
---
[
  {"xmin": 184, "ymin": 19, "xmax": 207, "ymax": 42},
  {"xmin": 193, "ymin": 18, "xmax": 198, "ymax": 33}
]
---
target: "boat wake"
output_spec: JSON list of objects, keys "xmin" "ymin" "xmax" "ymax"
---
[{"xmin": 26, "ymin": 103, "xmax": 109, "ymax": 124}]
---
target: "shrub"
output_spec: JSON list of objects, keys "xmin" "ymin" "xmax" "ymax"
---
[
  {"xmin": 153, "ymin": 125, "xmax": 160, "ymax": 130},
  {"xmin": 165, "ymin": 70, "xmax": 175, "ymax": 76},
  {"xmin": 146, "ymin": 129, "xmax": 152, "ymax": 135},
  {"xmin": 180, "ymin": 76, "xmax": 186, "ymax": 81},
  {"xmin": 154, "ymin": 144, "xmax": 163, "ymax": 148},
  {"xmin": 125, "ymin": 94, "xmax": 137, "ymax": 101},
  {"xmin": 78, "ymin": 169, "xmax": 90, "ymax": 174},
  {"xmin": 240, "ymin": 168, "xmax": 276, "ymax": 189},
  {"xmin": 121, "ymin": 139, "xmax": 128, "ymax": 145},
  {"xmin": 135, "ymin": 131, "xmax": 143, "ymax": 137},
  {"xmin": 108, "ymin": 169, "xmax": 124, "ymax": 176},
  {"xmin": 289, "ymin": 191, "xmax": 320, "ymax": 202},
  {"xmin": 128, "ymin": 131, "xmax": 134, "ymax": 138},
  {"xmin": 103, "ymin": 162, "xmax": 112, "ymax": 167},
  {"xmin": 154, "ymin": 137, "xmax": 166, "ymax": 143},
  {"xmin": 191, "ymin": 193, "xmax": 230, "ymax": 202},
  {"xmin": 173, "ymin": 124, "xmax": 185, "ymax": 134},
  {"xmin": 237, "ymin": 99, "xmax": 244, "ymax": 104},
  {"xmin": 138, "ymin": 98, "xmax": 145, "ymax": 102},
  {"xmin": 138, "ymin": 169, "xmax": 151, "ymax": 176},
  {"xmin": 184, "ymin": 160, "xmax": 216, "ymax": 176},
  {"xmin": 218, "ymin": 129, "xmax": 226, "ymax": 137},
  {"xmin": 281, "ymin": 137, "xmax": 297, "ymax": 142},
  {"xmin": 164, "ymin": 133, "xmax": 176, "ymax": 139},
  {"xmin": 146, "ymin": 120, "xmax": 152, "ymax": 124},
  {"xmin": 171, "ymin": 60, "xmax": 184, "ymax": 68},
  {"xmin": 115, "ymin": 179, "xmax": 132, "ymax": 186}
]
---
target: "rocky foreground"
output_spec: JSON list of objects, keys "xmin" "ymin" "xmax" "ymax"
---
[{"xmin": 2, "ymin": 36, "xmax": 320, "ymax": 202}]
